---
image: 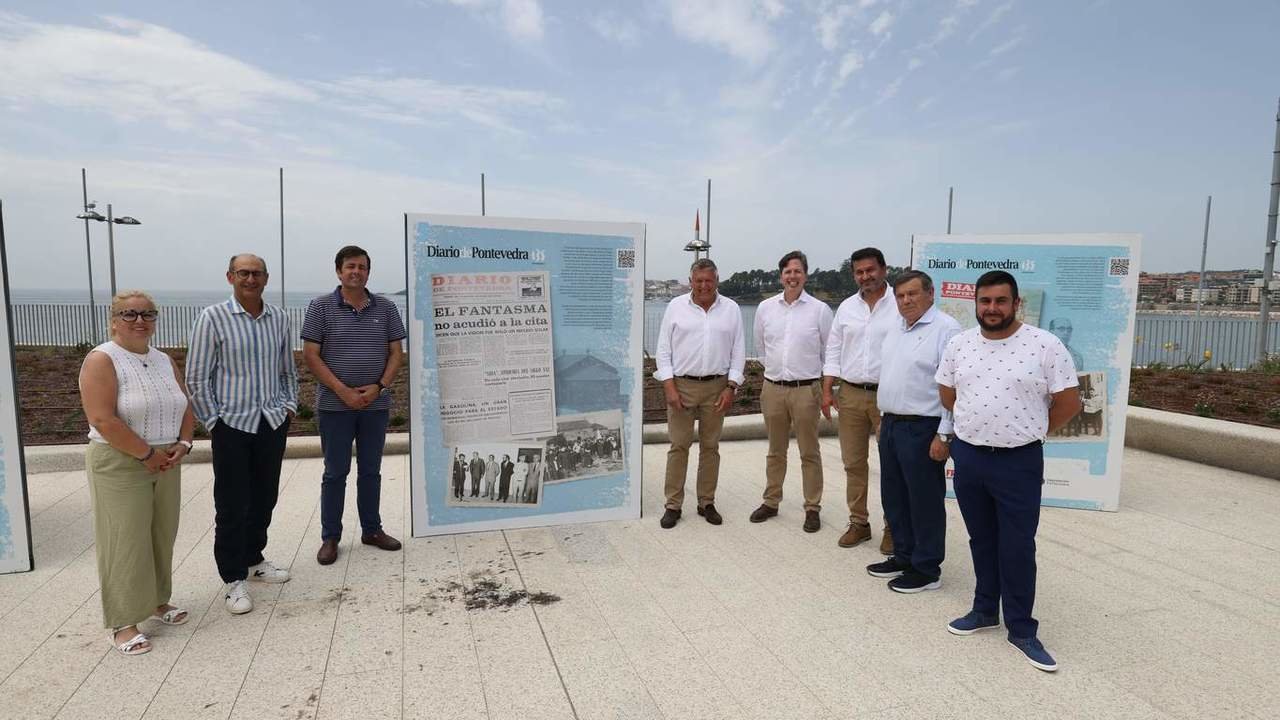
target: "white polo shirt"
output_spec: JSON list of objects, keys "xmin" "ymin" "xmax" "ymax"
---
[
  {"xmin": 935, "ymin": 324, "xmax": 1079, "ymax": 447},
  {"xmin": 653, "ymin": 292, "xmax": 746, "ymax": 386},
  {"xmin": 878, "ymin": 305, "xmax": 961, "ymax": 434},
  {"xmin": 823, "ymin": 289, "xmax": 900, "ymax": 384},
  {"xmin": 753, "ymin": 290, "xmax": 834, "ymax": 382}
]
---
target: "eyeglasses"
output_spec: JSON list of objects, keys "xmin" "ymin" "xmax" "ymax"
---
[
  {"xmin": 115, "ymin": 310, "xmax": 159, "ymax": 322},
  {"xmin": 232, "ymin": 269, "xmax": 266, "ymax": 279}
]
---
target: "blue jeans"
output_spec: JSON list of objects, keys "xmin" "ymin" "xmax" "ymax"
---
[
  {"xmin": 951, "ymin": 438, "xmax": 1044, "ymax": 639},
  {"xmin": 878, "ymin": 415, "xmax": 946, "ymax": 580},
  {"xmin": 319, "ymin": 408, "xmax": 389, "ymax": 540}
]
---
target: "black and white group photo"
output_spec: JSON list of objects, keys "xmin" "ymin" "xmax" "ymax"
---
[
  {"xmin": 447, "ymin": 443, "xmax": 546, "ymax": 507},
  {"xmin": 542, "ymin": 409, "xmax": 625, "ymax": 484}
]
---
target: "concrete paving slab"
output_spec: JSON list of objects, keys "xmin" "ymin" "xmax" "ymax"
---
[{"xmin": 2, "ymin": 436, "xmax": 1278, "ymax": 720}]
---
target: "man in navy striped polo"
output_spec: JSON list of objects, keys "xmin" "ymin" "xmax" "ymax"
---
[
  {"xmin": 302, "ymin": 246, "xmax": 406, "ymax": 566},
  {"xmin": 188, "ymin": 253, "xmax": 299, "ymax": 615}
]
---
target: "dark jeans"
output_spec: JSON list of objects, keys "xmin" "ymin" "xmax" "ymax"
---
[
  {"xmin": 211, "ymin": 415, "xmax": 290, "ymax": 583},
  {"xmin": 951, "ymin": 438, "xmax": 1044, "ymax": 640},
  {"xmin": 878, "ymin": 415, "xmax": 946, "ymax": 580},
  {"xmin": 319, "ymin": 408, "xmax": 389, "ymax": 540}
]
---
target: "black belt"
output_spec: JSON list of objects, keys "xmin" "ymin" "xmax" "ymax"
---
[
  {"xmin": 882, "ymin": 413, "xmax": 939, "ymax": 422},
  {"xmin": 766, "ymin": 377, "xmax": 819, "ymax": 387},
  {"xmin": 842, "ymin": 380, "xmax": 879, "ymax": 391},
  {"xmin": 959, "ymin": 439, "xmax": 1042, "ymax": 453},
  {"xmin": 676, "ymin": 374, "xmax": 726, "ymax": 382}
]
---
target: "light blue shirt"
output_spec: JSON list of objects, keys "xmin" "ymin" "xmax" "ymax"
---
[
  {"xmin": 186, "ymin": 295, "xmax": 299, "ymax": 433},
  {"xmin": 877, "ymin": 304, "xmax": 961, "ymax": 435}
]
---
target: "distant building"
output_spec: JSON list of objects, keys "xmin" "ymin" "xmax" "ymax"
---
[
  {"xmin": 1223, "ymin": 284, "xmax": 1252, "ymax": 305},
  {"xmin": 1176, "ymin": 287, "xmax": 1219, "ymax": 303}
]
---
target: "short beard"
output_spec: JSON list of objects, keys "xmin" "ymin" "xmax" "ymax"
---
[{"xmin": 977, "ymin": 312, "xmax": 1015, "ymax": 332}]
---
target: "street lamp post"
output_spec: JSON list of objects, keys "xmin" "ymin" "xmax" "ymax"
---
[{"xmin": 77, "ymin": 203, "xmax": 141, "ymax": 298}]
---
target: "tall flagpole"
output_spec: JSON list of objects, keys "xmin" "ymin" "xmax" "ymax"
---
[
  {"xmin": 1259, "ymin": 99, "xmax": 1280, "ymax": 363},
  {"xmin": 81, "ymin": 168, "xmax": 99, "ymax": 341},
  {"xmin": 279, "ymin": 167, "xmax": 286, "ymax": 308}
]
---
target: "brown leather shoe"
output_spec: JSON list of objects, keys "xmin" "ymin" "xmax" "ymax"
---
[
  {"xmin": 879, "ymin": 525, "xmax": 894, "ymax": 556},
  {"xmin": 749, "ymin": 504, "xmax": 779, "ymax": 523},
  {"xmin": 316, "ymin": 538, "xmax": 339, "ymax": 565},
  {"xmin": 838, "ymin": 522, "xmax": 871, "ymax": 548},
  {"xmin": 361, "ymin": 531, "xmax": 402, "ymax": 551}
]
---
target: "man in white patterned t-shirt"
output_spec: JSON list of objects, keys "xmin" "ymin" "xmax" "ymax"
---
[{"xmin": 935, "ymin": 270, "xmax": 1081, "ymax": 673}]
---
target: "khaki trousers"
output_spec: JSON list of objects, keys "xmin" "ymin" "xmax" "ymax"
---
[
  {"xmin": 664, "ymin": 376, "xmax": 728, "ymax": 510},
  {"xmin": 760, "ymin": 381, "xmax": 824, "ymax": 511},
  {"xmin": 836, "ymin": 384, "xmax": 880, "ymax": 526},
  {"xmin": 87, "ymin": 441, "xmax": 181, "ymax": 629}
]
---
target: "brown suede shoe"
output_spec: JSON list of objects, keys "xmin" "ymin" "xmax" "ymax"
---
[
  {"xmin": 879, "ymin": 525, "xmax": 894, "ymax": 556},
  {"xmin": 316, "ymin": 538, "xmax": 339, "ymax": 565},
  {"xmin": 361, "ymin": 531, "xmax": 402, "ymax": 551},
  {"xmin": 803, "ymin": 510, "xmax": 821, "ymax": 533},
  {"xmin": 838, "ymin": 522, "xmax": 871, "ymax": 548}
]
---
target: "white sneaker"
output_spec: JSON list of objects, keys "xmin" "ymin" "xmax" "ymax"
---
[
  {"xmin": 247, "ymin": 559, "xmax": 291, "ymax": 583},
  {"xmin": 225, "ymin": 580, "xmax": 253, "ymax": 614}
]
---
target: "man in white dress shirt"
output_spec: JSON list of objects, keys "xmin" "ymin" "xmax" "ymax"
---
[
  {"xmin": 935, "ymin": 270, "xmax": 1080, "ymax": 672},
  {"xmin": 822, "ymin": 247, "xmax": 899, "ymax": 552},
  {"xmin": 749, "ymin": 250, "xmax": 834, "ymax": 533},
  {"xmin": 864, "ymin": 270, "xmax": 961, "ymax": 592},
  {"xmin": 653, "ymin": 258, "xmax": 746, "ymax": 529}
]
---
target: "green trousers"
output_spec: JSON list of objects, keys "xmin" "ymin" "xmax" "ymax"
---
[{"xmin": 86, "ymin": 442, "xmax": 181, "ymax": 629}]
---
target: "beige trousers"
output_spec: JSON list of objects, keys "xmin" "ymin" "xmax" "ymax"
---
[
  {"xmin": 663, "ymin": 376, "xmax": 728, "ymax": 510},
  {"xmin": 87, "ymin": 441, "xmax": 181, "ymax": 629},
  {"xmin": 760, "ymin": 381, "xmax": 824, "ymax": 511},
  {"xmin": 836, "ymin": 384, "xmax": 880, "ymax": 526}
]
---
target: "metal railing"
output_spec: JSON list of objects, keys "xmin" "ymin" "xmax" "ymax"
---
[
  {"xmin": 9, "ymin": 303, "xmax": 408, "ymax": 351},
  {"xmin": 9, "ymin": 303, "xmax": 1280, "ymax": 368}
]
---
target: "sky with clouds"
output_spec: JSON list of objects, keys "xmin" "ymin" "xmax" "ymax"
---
[{"xmin": 1, "ymin": 1, "xmax": 1278, "ymax": 295}]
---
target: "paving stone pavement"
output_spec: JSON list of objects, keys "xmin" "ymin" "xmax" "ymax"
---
[{"xmin": 0, "ymin": 438, "xmax": 1277, "ymax": 720}]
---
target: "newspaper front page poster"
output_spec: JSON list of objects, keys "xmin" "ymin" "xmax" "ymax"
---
[
  {"xmin": 407, "ymin": 214, "xmax": 646, "ymax": 536},
  {"xmin": 913, "ymin": 233, "xmax": 1141, "ymax": 512}
]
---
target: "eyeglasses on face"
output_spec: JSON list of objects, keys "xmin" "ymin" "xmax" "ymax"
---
[
  {"xmin": 115, "ymin": 310, "xmax": 159, "ymax": 322},
  {"xmin": 232, "ymin": 269, "xmax": 266, "ymax": 279}
]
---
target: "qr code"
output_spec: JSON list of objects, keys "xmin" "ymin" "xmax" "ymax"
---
[
  {"xmin": 1108, "ymin": 257, "xmax": 1130, "ymax": 277},
  {"xmin": 617, "ymin": 248, "xmax": 636, "ymax": 269}
]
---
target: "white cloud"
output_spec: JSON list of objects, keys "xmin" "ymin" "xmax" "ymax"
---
[
  {"xmin": 665, "ymin": 0, "xmax": 782, "ymax": 64},
  {"xmin": 907, "ymin": 57, "xmax": 924, "ymax": 71},
  {"xmin": 989, "ymin": 33, "xmax": 1024, "ymax": 56},
  {"xmin": 0, "ymin": 15, "xmax": 315, "ymax": 129},
  {"xmin": 318, "ymin": 76, "xmax": 562, "ymax": 134},
  {"xmin": 916, "ymin": 0, "xmax": 980, "ymax": 54},
  {"xmin": 869, "ymin": 10, "xmax": 893, "ymax": 37},
  {"xmin": 969, "ymin": 0, "xmax": 1015, "ymax": 43},
  {"xmin": 917, "ymin": 95, "xmax": 936, "ymax": 111},
  {"xmin": 832, "ymin": 49, "xmax": 864, "ymax": 90},
  {"xmin": 876, "ymin": 75, "xmax": 903, "ymax": 104},
  {"xmin": 815, "ymin": 3, "xmax": 856, "ymax": 51},
  {"xmin": 502, "ymin": 0, "xmax": 544, "ymax": 41},
  {"xmin": 590, "ymin": 12, "xmax": 641, "ymax": 46},
  {"xmin": 439, "ymin": 0, "xmax": 545, "ymax": 42},
  {"xmin": 0, "ymin": 14, "xmax": 563, "ymax": 142}
]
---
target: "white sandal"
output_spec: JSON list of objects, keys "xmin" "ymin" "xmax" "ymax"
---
[
  {"xmin": 150, "ymin": 607, "xmax": 189, "ymax": 625},
  {"xmin": 110, "ymin": 628, "xmax": 152, "ymax": 656}
]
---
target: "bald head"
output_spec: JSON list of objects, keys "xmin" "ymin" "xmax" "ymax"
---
[{"xmin": 228, "ymin": 253, "xmax": 268, "ymax": 273}]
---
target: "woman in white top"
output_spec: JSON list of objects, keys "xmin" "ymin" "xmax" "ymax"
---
[{"xmin": 78, "ymin": 291, "xmax": 196, "ymax": 656}]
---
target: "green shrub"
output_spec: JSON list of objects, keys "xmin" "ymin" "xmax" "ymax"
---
[
  {"xmin": 296, "ymin": 403, "xmax": 314, "ymax": 420},
  {"xmin": 390, "ymin": 414, "xmax": 407, "ymax": 427},
  {"xmin": 1193, "ymin": 402, "xmax": 1214, "ymax": 418}
]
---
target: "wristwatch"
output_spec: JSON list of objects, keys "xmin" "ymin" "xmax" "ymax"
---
[
  {"xmin": 377, "ymin": 381, "xmax": 391, "ymax": 395},
  {"xmin": 178, "ymin": 440, "xmax": 194, "ymax": 451},
  {"xmin": 726, "ymin": 382, "xmax": 740, "ymax": 395},
  {"xmin": 936, "ymin": 433, "xmax": 951, "ymax": 444}
]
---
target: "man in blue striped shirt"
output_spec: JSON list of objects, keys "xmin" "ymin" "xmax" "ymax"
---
[
  {"xmin": 302, "ymin": 245, "xmax": 406, "ymax": 566},
  {"xmin": 187, "ymin": 253, "xmax": 299, "ymax": 615}
]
